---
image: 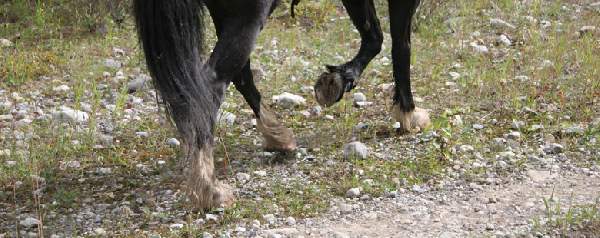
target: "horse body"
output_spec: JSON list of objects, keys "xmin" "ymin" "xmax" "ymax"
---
[{"xmin": 134, "ymin": 0, "xmax": 430, "ymax": 210}]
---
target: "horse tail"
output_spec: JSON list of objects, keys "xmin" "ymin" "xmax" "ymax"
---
[{"xmin": 134, "ymin": 0, "xmax": 216, "ymax": 153}]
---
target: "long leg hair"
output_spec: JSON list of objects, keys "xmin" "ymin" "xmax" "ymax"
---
[{"xmin": 133, "ymin": 0, "xmax": 217, "ymax": 155}]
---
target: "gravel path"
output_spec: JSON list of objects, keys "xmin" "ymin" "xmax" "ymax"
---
[{"xmin": 260, "ymin": 170, "xmax": 600, "ymax": 238}]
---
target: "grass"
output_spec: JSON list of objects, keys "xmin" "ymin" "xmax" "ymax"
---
[
  {"xmin": 1, "ymin": 0, "xmax": 600, "ymax": 236},
  {"xmin": 532, "ymin": 195, "xmax": 600, "ymax": 236}
]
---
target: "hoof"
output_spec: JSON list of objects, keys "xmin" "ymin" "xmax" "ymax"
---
[
  {"xmin": 314, "ymin": 71, "xmax": 345, "ymax": 107},
  {"xmin": 186, "ymin": 145, "xmax": 235, "ymax": 210},
  {"xmin": 392, "ymin": 106, "xmax": 431, "ymax": 133},
  {"xmin": 257, "ymin": 102, "xmax": 297, "ymax": 152}
]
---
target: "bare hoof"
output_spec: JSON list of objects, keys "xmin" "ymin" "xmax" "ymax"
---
[
  {"xmin": 257, "ymin": 102, "xmax": 297, "ymax": 152},
  {"xmin": 392, "ymin": 106, "xmax": 431, "ymax": 133},
  {"xmin": 314, "ymin": 71, "xmax": 345, "ymax": 107}
]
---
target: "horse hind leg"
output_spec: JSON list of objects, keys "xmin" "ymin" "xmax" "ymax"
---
[
  {"xmin": 314, "ymin": 0, "xmax": 383, "ymax": 107},
  {"xmin": 233, "ymin": 61, "xmax": 296, "ymax": 152}
]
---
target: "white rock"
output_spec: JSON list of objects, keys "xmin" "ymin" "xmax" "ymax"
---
[
  {"xmin": 470, "ymin": 42, "xmax": 489, "ymax": 54},
  {"xmin": 217, "ymin": 111, "xmax": 236, "ymax": 126},
  {"xmin": 265, "ymin": 228, "xmax": 298, "ymax": 238},
  {"xmin": 166, "ymin": 138, "xmax": 180, "ymax": 147},
  {"xmin": 285, "ymin": 216, "xmax": 296, "ymax": 225},
  {"xmin": 353, "ymin": 92, "xmax": 367, "ymax": 103},
  {"xmin": 263, "ymin": 214, "xmax": 276, "ymax": 224},
  {"xmin": 272, "ymin": 92, "xmax": 306, "ymax": 109},
  {"xmin": 104, "ymin": 58, "xmax": 122, "ymax": 68},
  {"xmin": 128, "ymin": 74, "xmax": 151, "ymax": 93},
  {"xmin": 343, "ymin": 141, "xmax": 369, "ymax": 159},
  {"xmin": 346, "ymin": 187, "xmax": 361, "ymax": 198},
  {"xmin": 53, "ymin": 84, "xmax": 70, "ymax": 93},
  {"xmin": 579, "ymin": 26, "xmax": 596, "ymax": 35},
  {"xmin": 497, "ymin": 34, "xmax": 512, "ymax": 46},
  {"xmin": 543, "ymin": 143, "xmax": 564, "ymax": 154},
  {"xmin": 20, "ymin": 217, "xmax": 41, "ymax": 228},
  {"xmin": 515, "ymin": 75, "xmax": 530, "ymax": 82},
  {"xmin": 253, "ymin": 170, "xmax": 267, "ymax": 177},
  {"xmin": 205, "ymin": 214, "xmax": 219, "ymax": 222},
  {"xmin": 97, "ymin": 167, "xmax": 112, "ymax": 175},
  {"xmin": 236, "ymin": 172, "xmax": 251, "ymax": 183},
  {"xmin": 52, "ymin": 107, "xmax": 89, "ymax": 123},
  {"xmin": 136, "ymin": 131, "xmax": 149, "ymax": 137},
  {"xmin": 169, "ymin": 224, "xmax": 184, "ymax": 229},
  {"xmin": 1, "ymin": 38, "xmax": 13, "ymax": 47},
  {"xmin": 448, "ymin": 71, "xmax": 460, "ymax": 80},
  {"xmin": 490, "ymin": 18, "xmax": 516, "ymax": 30},
  {"xmin": 94, "ymin": 228, "xmax": 107, "ymax": 235},
  {"xmin": 506, "ymin": 131, "xmax": 521, "ymax": 140}
]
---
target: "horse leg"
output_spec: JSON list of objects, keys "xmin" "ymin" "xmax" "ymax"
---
[
  {"xmin": 314, "ymin": 0, "xmax": 383, "ymax": 107},
  {"xmin": 232, "ymin": 61, "xmax": 297, "ymax": 152},
  {"xmin": 388, "ymin": 0, "xmax": 430, "ymax": 133}
]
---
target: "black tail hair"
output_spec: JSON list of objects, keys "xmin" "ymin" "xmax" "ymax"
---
[{"xmin": 134, "ymin": 0, "xmax": 216, "ymax": 153}]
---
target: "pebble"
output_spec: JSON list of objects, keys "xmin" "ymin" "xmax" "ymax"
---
[
  {"xmin": 205, "ymin": 214, "xmax": 219, "ymax": 223},
  {"xmin": 236, "ymin": 172, "xmax": 251, "ymax": 183},
  {"xmin": 52, "ymin": 84, "xmax": 70, "ymax": 93},
  {"xmin": 104, "ymin": 58, "xmax": 122, "ymax": 68},
  {"xmin": 254, "ymin": 170, "xmax": 267, "ymax": 177},
  {"xmin": 136, "ymin": 131, "xmax": 149, "ymax": 137},
  {"xmin": 166, "ymin": 138, "xmax": 180, "ymax": 147},
  {"xmin": 472, "ymin": 124, "xmax": 484, "ymax": 130},
  {"xmin": 0, "ymin": 38, "xmax": 14, "ymax": 47},
  {"xmin": 543, "ymin": 143, "xmax": 564, "ymax": 154},
  {"xmin": 353, "ymin": 92, "xmax": 367, "ymax": 103},
  {"xmin": 217, "ymin": 111, "xmax": 236, "ymax": 126},
  {"xmin": 497, "ymin": 34, "xmax": 512, "ymax": 46},
  {"xmin": 343, "ymin": 141, "xmax": 369, "ymax": 159},
  {"xmin": 52, "ymin": 107, "xmax": 89, "ymax": 123},
  {"xmin": 94, "ymin": 228, "xmax": 107, "ymax": 235},
  {"xmin": 169, "ymin": 223, "xmax": 184, "ymax": 230},
  {"xmin": 490, "ymin": 18, "xmax": 516, "ymax": 30},
  {"xmin": 449, "ymin": 72, "xmax": 460, "ymax": 80},
  {"xmin": 97, "ymin": 167, "xmax": 112, "ymax": 175},
  {"xmin": 346, "ymin": 187, "xmax": 361, "ymax": 198},
  {"xmin": 470, "ymin": 42, "xmax": 489, "ymax": 54},
  {"xmin": 272, "ymin": 92, "xmax": 306, "ymax": 109},
  {"xmin": 506, "ymin": 131, "xmax": 521, "ymax": 140},
  {"xmin": 263, "ymin": 214, "xmax": 276, "ymax": 224},
  {"xmin": 19, "ymin": 217, "xmax": 41, "ymax": 228},
  {"xmin": 286, "ymin": 216, "xmax": 296, "ymax": 225}
]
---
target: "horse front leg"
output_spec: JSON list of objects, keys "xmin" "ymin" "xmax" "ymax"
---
[
  {"xmin": 314, "ymin": 0, "xmax": 383, "ymax": 107},
  {"xmin": 388, "ymin": 0, "xmax": 431, "ymax": 133}
]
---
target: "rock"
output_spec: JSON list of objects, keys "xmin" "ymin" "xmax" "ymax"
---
[
  {"xmin": 263, "ymin": 214, "xmax": 276, "ymax": 224},
  {"xmin": 169, "ymin": 223, "xmax": 184, "ymax": 230},
  {"xmin": 136, "ymin": 131, "xmax": 149, "ymax": 137},
  {"xmin": 97, "ymin": 167, "xmax": 112, "ymax": 175},
  {"xmin": 506, "ymin": 131, "xmax": 521, "ymax": 140},
  {"xmin": 346, "ymin": 187, "xmax": 361, "ymax": 198},
  {"xmin": 52, "ymin": 107, "xmax": 89, "ymax": 123},
  {"xmin": 412, "ymin": 184, "xmax": 427, "ymax": 193},
  {"xmin": 20, "ymin": 217, "xmax": 41, "ymax": 228},
  {"xmin": 236, "ymin": 172, "xmax": 251, "ymax": 183},
  {"xmin": 265, "ymin": 228, "xmax": 298, "ymax": 238},
  {"xmin": 202, "ymin": 232, "xmax": 213, "ymax": 238},
  {"xmin": 272, "ymin": 92, "xmax": 306, "ymax": 109},
  {"xmin": 459, "ymin": 145, "xmax": 474, "ymax": 153},
  {"xmin": 52, "ymin": 84, "xmax": 70, "ymax": 93},
  {"xmin": 543, "ymin": 143, "xmax": 564, "ymax": 154},
  {"xmin": 0, "ymin": 38, "xmax": 13, "ymax": 47},
  {"xmin": 449, "ymin": 71, "xmax": 460, "ymax": 80},
  {"xmin": 472, "ymin": 124, "xmax": 484, "ymax": 130},
  {"xmin": 497, "ymin": 34, "xmax": 512, "ymax": 46},
  {"xmin": 343, "ymin": 142, "xmax": 369, "ymax": 159},
  {"xmin": 490, "ymin": 18, "xmax": 516, "ymax": 30},
  {"xmin": 98, "ymin": 134, "xmax": 114, "ymax": 146},
  {"xmin": 515, "ymin": 75, "xmax": 530, "ymax": 82},
  {"xmin": 253, "ymin": 170, "xmax": 267, "ymax": 177},
  {"xmin": 339, "ymin": 203, "xmax": 353, "ymax": 214},
  {"xmin": 94, "ymin": 228, "xmax": 107, "ymax": 236},
  {"xmin": 332, "ymin": 231, "xmax": 350, "ymax": 238},
  {"xmin": 217, "ymin": 111, "xmax": 236, "ymax": 126},
  {"xmin": 562, "ymin": 125, "xmax": 585, "ymax": 136},
  {"xmin": 578, "ymin": 26, "xmax": 597, "ymax": 36},
  {"xmin": 353, "ymin": 92, "xmax": 367, "ymax": 103},
  {"xmin": 127, "ymin": 74, "xmax": 151, "ymax": 93},
  {"xmin": 205, "ymin": 214, "xmax": 219, "ymax": 223},
  {"xmin": 166, "ymin": 138, "xmax": 180, "ymax": 147},
  {"xmin": 285, "ymin": 216, "xmax": 296, "ymax": 225},
  {"xmin": 527, "ymin": 170, "xmax": 556, "ymax": 183},
  {"xmin": 470, "ymin": 42, "xmax": 489, "ymax": 54},
  {"xmin": 511, "ymin": 120, "xmax": 526, "ymax": 130},
  {"xmin": 104, "ymin": 58, "xmax": 122, "ymax": 68}
]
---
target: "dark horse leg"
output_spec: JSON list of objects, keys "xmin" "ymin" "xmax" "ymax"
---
[
  {"xmin": 314, "ymin": 0, "xmax": 383, "ymax": 107},
  {"xmin": 231, "ymin": 61, "xmax": 297, "ymax": 152},
  {"xmin": 388, "ymin": 0, "xmax": 430, "ymax": 132},
  {"xmin": 209, "ymin": 1, "xmax": 296, "ymax": 152}
]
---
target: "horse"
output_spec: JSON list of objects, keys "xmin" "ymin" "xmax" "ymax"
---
[{"xmin": 133, "ymin": 0, "xmax": 431, "ymax": 210}]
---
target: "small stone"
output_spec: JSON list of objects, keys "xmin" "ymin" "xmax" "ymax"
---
[
  {"xmin": 459, "ymin": 145, "xmax": 474, "ymax": 153},
  {"xmin": 346, "ymin": 187, "xmax": 361, "ymax": 198},
  {"xmin": 263, "ymin": 214, "xmax": 276, "ymax": 224},
  {"xmin": 343, "ymin": 141, "xmax": 369, "ymax": 159},
  {"xmin": 449, "ymin": 72, "xmax": 460, "ymax": 80},
  {"xmin": 497, "ymin": 34, "xmax": 512, "ymax": 46},
  {"xmin": 236, "ymin": 172, "xmax": 251, "ymax": 183},
  {"xmin": 353, "ymin": 92, "xmax": 367, "ymax": 103},
  {"xmin": 579, "ymin": 26, "xmax": 597, "ymax": 36},
  {"xmin": 470, "ymin": 42, "xmax": 489, "ymax": 54},
  {"xmin": 486, "ymin": 224, "xmax": 495, "ymax": 231},
  {"xmin": 169, "ymin": 223, "xmax": 184, "ymax": 230},
  {"xmin": 472, "ymin": 124, "xmax": 484, "ymax": 130},
  {"xmin": 217, "ymin": 111, "xmax": 236, "ymax": 126},
  {"xmin": 97, "ymin": 167, "xmax": 112, "ymax": 175},
  {"xmin": 53, "ymin": 84, "xmax": 70, "ymax": 93},
  {"xmin": 205, "ymin": 214, "xmax": 219, "ymax": 223},
  {"xmin": 272, "ymin": 92, "xmax": 306, "ymax": 109},
  {"xmin": 511, "ymin": 120, "xmax": 526, "ymax": 130},
  {"xmin": 562, "ymin": 125, "xmax": 585, "ymax": 136},
  {"xmin": 136, "ymin": 131, "xmax": 149, "ymax": 137},
  {"xmin": 20, "ymin": 217, "xmax": 41, "ymax": 228},
  {"xmin": 412, "ymin": 184, "xmax": 427, "ymax": 193},
  {"xmin": 543, "ymin": 143, "xmax": 564, "ymax": 154},
  {"xmin": 104, "ymin": 58, "xmax": 122, "ymax": 68},
  {"xmin": 127, "ymin": 74, "xmax": 151, "ymax": 93},
  {"xmin": 490, "ymin": 18, "xmax": 516, "ymax": 30},
  {"xmin": 506, "ymin": 131, "xmax": 521, "ymax": 140},
  {"xmin": 253, "ymin": 170, "xmax": 267, "ymax": 177},
  {"xmin": 1, "ymin": 38, "xmax": 14, "ymax": 47},
  {"xmin": 166, "ymin": 138, "xmax": 180, "ymax": 147},
  {"xmin": 515, "ymin": 75, "xmax": 530, "ymax": 82},
  {"xmin": 52, "ymin": 107, "xmax": 89, "ymax": 123},
  {"xmin": 285, "ymin": 216, "xmax": 296, "ymax": 225},
  {"xmin": 202, "ymin": 232, "xmax": 213, "ymax": 238},
  {"xmin": 94, "ymin": 228, "xmax": 107, "ymax": 235}
]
